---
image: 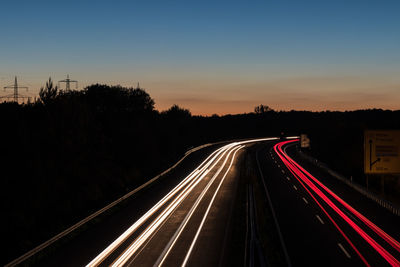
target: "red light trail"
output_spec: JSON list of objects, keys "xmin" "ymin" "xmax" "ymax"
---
[{"xmin": 274, "ymin": 140, "xmax": 400, "ymax": 266}]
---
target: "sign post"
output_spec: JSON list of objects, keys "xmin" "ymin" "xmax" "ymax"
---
[
  {"xmin": 300, "ymin": 134, "xmax": 310, "ymax": 149},
  {"xmin": 364, "ymin": 130, "xmax": 400, "ymax": 194},
  {"xmin": 364, "ymin": 130, "xmax": 400, "ymax": 174}
]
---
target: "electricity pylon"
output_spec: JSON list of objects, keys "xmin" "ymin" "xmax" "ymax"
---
[
  {"xmin": 58, "ymin": 74, "xmax": 78, "ymax": 91},
  {"xmin": 2, "ymin": 76, "xmax": 30, "ymax": 103}
]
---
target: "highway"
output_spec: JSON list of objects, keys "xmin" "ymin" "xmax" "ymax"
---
[
  {"xmin": 87, "ymin": 141, "xmax": 247, "ymax": 266},
  {"xmin": 84, "ymin": 138, "xmax": 284, "ymax": 266},
  {"xmin": 20, "ymin": 137, "xmax": 400, "ymax": 266},
  {"xmin": 36, "ymin": 137, "xmax": 277, "ymax": 266},
  {"xmin": 257, "ymin": 139, "xmax": 400, "ymax": 266}
]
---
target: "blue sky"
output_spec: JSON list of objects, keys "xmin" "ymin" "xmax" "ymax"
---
[{"xmin": 1, "ymin": 0, "xmax": 399, "ymax": 114}]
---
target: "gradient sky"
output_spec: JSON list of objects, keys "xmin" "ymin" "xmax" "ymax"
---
[{"xmin": 1, "ymin": 0, "xmax": 399, "ymax": 115}]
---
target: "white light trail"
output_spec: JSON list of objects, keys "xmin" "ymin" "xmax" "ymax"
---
[
  {"xmin": 87, "ymin": 137, "xmax": 278, "ymax": 266},
  {"xmin": 181, "ymin": 145, "xmax": 244, "ymax": 267},
  {"xmin": 155, "ymin": 145, "xmax": 244, "ymax": 267},
  {"xmin": 112, "ymin": 144, "xmax": 241, "ymax": 266},
  {"xmin": 86, "ymin": 145, "xmax": 228, "ymax": 266}
]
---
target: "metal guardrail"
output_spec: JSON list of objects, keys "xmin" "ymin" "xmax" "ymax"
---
[
  {"xmin": 298, "ymin": 151, "xmax": 400, "ymax": 217},
  {"xmin": 5, "ymin": 143, "xmax": 213, "ymax": 267},
  {"xmin": 6, "ymin": 137, "xmax": 282, "ymax": 266},
  {"xmin": 256, "ymin": 149, "xmax": 292, "ymax": 267},
  {"xmin": 246, "ymin": 184, "xmax": 267, "ymax": 267}
]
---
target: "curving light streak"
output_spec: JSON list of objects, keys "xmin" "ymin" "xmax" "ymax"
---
[
  {"xmin": 112, "ymin": 144, "xmax": 242, "ymax": 266},
  {"xmin": 279, "ymin": 141, "xmax": 400, "ymax": 261},
  {"xmin": 86, "ymin": 145, "xmax": 229, "ymax": 266},
  {"xmin": 275, "ymin": 142, "xmax": 370, "ymax": 266},
  {"xmin": 87, "ymin": 137, "xmax": 278, "ymax": 267},
  {"xmin": 281, "ymin": 144, "xmax": 400, "ymax": 254},
  {"xmin": 155, "ymin": 145, "xmax": 244, "ymax": 267},
  {"xmin": 275, "ymin": 140, "xmax": 400, "ymax": 266},
  {"xmin": 181, "ymin": 145, "xmax": 244, "ymax": 266}
]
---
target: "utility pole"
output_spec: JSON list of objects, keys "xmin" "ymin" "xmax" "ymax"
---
[
  {"xmin": 58, "ymin": 74, "xmax": 78, "ymax": 91},
  {"xmin": 2, "ymin": 76, "xmax": 30, "ymax": 103}
]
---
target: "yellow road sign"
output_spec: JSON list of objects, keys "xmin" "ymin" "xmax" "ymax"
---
[
  {"xmin": 364, "ymin": 130, "xmax": 400, "ymax": 174},
  {"xmin": 300, "ymin": 134, "xmax": 310, "ymax": 148}
]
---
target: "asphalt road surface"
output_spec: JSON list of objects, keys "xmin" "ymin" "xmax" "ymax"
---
[
  {"xmin": 17, "ymin": 137, "xmax": 400, "ymax": 266},
  {"xmin": 35, "ymin": 138, "xmax": 276, "ymax": 267},
  {"xmin": 256, "ymin": 139, "xmax": 400, "ymax": 266}
]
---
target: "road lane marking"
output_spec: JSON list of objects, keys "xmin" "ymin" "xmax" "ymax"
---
[
  {"xmin": 281, "ymin": 169, "xmax": 285, "ymax": 174},
  {"xmin": 302, "ymin": 197, "xmax": 308, "ymax": 204},
  {"xmin": 316, "ymin": 215, "xmax": 325, "ymax": 225},
  {"xmin": 338, "ymin": 243, "xmax": 351, "ymax": 259},
  {"xmin": 256, "ymin": 149, "xmax": 292, "ymax": 267},
  {"xmin": 278, "ymin": 164, "xmax": 280, "ymax": 167},
  {"xmin": 86, "ymin": 137, "xmax": 280, "ymax": 267},
  {"xmin": 156, "ymin": 145, "xmax": 244, "ymax": 267},
  {"xmin": 293, "ymin": 185, "xmax": 297, "ymax": 190},
  {"xmin": 181, "ymin": 146, "xmax": 244, "ymax": 266},
  {"xmin": 114, "ymin": 145, "xmax": 239, "ymax": 266},
  {"xmin": 343, "ymin": 210, "xmax": 359, "ymax": 223},
  {"xmin": 87, "ymin": 144, "xmax": 231, "ymax": 266},
  {"xmin": 276, "ymin": 140, "xmax": 400, "ymax": 266},
  {"xmin": 286, "ymin": 177, "xmax": 290, "ymax": 181}
]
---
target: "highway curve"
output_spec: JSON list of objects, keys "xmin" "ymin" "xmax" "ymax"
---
[
  {"xmin": 35, "ymin": 138, "xmax": 277, "ymax": 266},
  {"xmin": 256, "ymin": 139, "xmax": 400, "ymax": 266},
  {"xmin": 18, "ymin": 137, "xmax": 400, "ymax": 267}
]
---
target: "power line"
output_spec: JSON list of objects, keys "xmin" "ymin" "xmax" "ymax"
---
[
  {"xmin": 1, "ymin": 76, "xmax": 31, "ymax": 103},
  {"xmin": 58, "ymin": 74, "xmax": 78, "ymax": 91}
]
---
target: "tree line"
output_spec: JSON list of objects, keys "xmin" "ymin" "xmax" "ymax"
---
[{"xmin": 1, "ymin": 79, "xmax": 399, "ymax": 264}]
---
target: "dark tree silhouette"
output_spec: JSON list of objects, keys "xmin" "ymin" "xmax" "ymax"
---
[
  {"xmin": 162, "ymin": 104, "xmax": 191, "ymax": 119},
  {"xmin": 1, "ymin": 80, "xmax": 399, "ymax": 265},
  {"xmin": 39, "ymin": 78, "xmax": 59, "ymax": 104},
  {"xmin": 254, "ymin": 104, "xmax": 274, "ymax": 114},
  {"xmin": 84, "ymin": 84, "xmax": 155, "ymax": 113}
]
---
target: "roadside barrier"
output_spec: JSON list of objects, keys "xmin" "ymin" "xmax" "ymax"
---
[
  {"xmin": 5, "ymin": 143, "xmax": 213, "ymax": 267},
  {"xmin": 298, "ymin": 151, "xmax": 400, "ymax": 217}
]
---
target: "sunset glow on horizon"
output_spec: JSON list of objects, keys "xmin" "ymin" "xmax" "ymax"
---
[{"xmin": 1, "ymin": 0, "xmax": 399, "ymax": 115}]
